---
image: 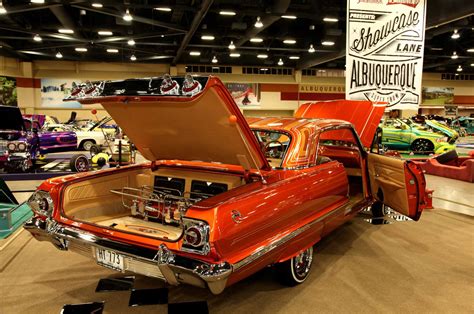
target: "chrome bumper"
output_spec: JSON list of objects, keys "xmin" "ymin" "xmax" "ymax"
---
[{"xmin": 24, "ymin": 217, "xmax": 232, "ymax": 294}]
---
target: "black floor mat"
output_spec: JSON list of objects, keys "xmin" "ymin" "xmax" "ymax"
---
[
  {"xmin": 95, "ymin": 276, "xmax": 135, "ymax": 292},
  {"xmin": 128, "ymin": 287, "xmax": 168, "ymax": 306},
  {"xmin": 61, "ymin": 301, "xmax": 105, "ymax": 314},
  {"xmin": 168, "ymin": 301, "xmax": 209, "ymax": 314}
]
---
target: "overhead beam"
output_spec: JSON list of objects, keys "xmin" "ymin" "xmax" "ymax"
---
[
  {"xmin": 71, "ymin": 5, "xmax": 188, "ymax": 33},
  {"xmin": 172, "ymin": 0, "xmax": 214, "ymax": 64}
]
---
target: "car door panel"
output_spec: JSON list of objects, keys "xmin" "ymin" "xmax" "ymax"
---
[{"xmin": 367, "ymin": 153, "xmax": 425, "ymax": 220}]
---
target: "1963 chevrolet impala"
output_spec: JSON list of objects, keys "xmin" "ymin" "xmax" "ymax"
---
[{"xmin": 24, "ymin": 76, "xmax": 427, "ymax": 294}]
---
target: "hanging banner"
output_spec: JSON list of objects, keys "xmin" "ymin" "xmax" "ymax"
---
[{"xmin": 346, "ymin": 0, "xmax": 427, "ymax": 109}]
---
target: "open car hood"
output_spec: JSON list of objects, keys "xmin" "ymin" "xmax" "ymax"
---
[
  {"xmin": 294, "ymin": 100, "xmax": 386, "ymax": 147},
  {"xmin": 425, "ymin": 120, "xmax": 458, "ymax": 139},
  {"xmin": 0, "ymin": 105, "xmax": 25, "ymax": 131},
  {"xmin": 65, "ymin": 76, "xmax": 269, "ymax": 170}
]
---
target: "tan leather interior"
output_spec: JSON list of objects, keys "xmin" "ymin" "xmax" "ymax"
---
[{"xmin": 367, "ymin": 153, "xmax": 410, "ymax": 216}]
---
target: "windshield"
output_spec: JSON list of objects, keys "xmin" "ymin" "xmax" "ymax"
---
[{"xmin": 252, "ymin": 130, "xmax": 291, "ymax": 169}]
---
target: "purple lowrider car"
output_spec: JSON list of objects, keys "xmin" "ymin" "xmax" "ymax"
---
[{"xmin": 0, "ymin": 106, "xmax": 77, "ymax": 172}]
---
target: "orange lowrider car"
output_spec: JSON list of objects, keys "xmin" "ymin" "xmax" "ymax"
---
[{"xmin": 24, "ymin": 76, "xmax": 426, "ymax": 294}]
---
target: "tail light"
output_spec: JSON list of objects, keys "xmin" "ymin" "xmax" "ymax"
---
[
  {"xmin": 182, "ymin": 218, "xmax": 210, "ymax": 255},
  {"xmin": 7, "ymin": 143, "xmax": 16, "ymax": 151},
  {"xmin": 27, "ymin": 190, "xmax": 55, "ymax": 217}
]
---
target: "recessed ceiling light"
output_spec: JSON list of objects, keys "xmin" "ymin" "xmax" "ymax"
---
[
  {"xmin": 289, "ymin": 56, "xmax": 300, "ymax": 59},
  {"xmin": 75, "ymin": 47, "xmax": 87, "ymax": 52},
  {"xmin": 467, "ymin": 48, "xmax": 474, "ymax": 53},
  {"xmin": 127, "ymin": 39, "xmax": 135, "ymax": 46},
  {"xmin": 130, "ymin": 54, "xmax": 137, "ymax": 61},
  {"xmin": 91, "ymin": 3, "xmax": 103, "ymax": 8},
  {"xmin": 257, "ymin": 54, "xmax": 268, "ymax": 59},
  {"xmin": 250, "ymin": 38, "xmax": 263, "ymax": 43},
  {"xmin": 107, "ymin": 49, "xmax": 119, "ymax": 53},
  {"xmin": 98, "ymin": 30, "xmax": 113, "ymax": 36},
  {"xmin": 123, "ymin": 9, "xmax": 133, "ymax": 22},
  {"xmin": 308, "ymin": 44, "xmax": 315, "ymax": 53},
  {"xmin": 219, "ymin": 10, "xmax": 236, "ymax": 16},
  {"xmin": 155, "ymin": 7, "xmax": 172, "ymax": 12},
  {"xmin": 212, "ymin": 56, "xmax": 218, "ymax": 63},
  {"xmin": 31, "ymin": 0, "xmax": 45, "ymax": 4},
  {"xmin": 281, "ymin": 15, "xmax": 297, "ymax": 19},
  {"xmin": 323, "ymin": 17, "xmax": 338, "ymax": 22},
  {"xmin": 255, "ymin": 16, "xmax": 263, "ymax": 28},
  {"xmin": 58, "ymin": 29, "xmax": 74, "ymax": 34},
  {"xmin": 451, "ymin": 29, "xmax": 460, "ymax": 39},
  {"xmin": 283, "ymin": 39, "xmax": 296, "ymax": 44},
  {"xmin": 451, "ymin": 51, "xmax": 458, "ymax": 59},
  {"xmin": 278, "ymin": 58, "xmax": 284, "ymax": 66},
  {"xmin": 33, "ymin": 34, "xmax": 42, "ymax": 42},
  {"xmin": 55, "ymin": 51, "xmax": 63, "ymax": 58},
  {"xmin": 0, "ymin": 2, "xmax": 7, "ymax": 14},
  {"xmin": 228, "ymin": 40, "xmax": 235, "ymax": 50},
  {"xmin": 189, "ymin": 51, "xmax": 201, "ymax": 56},
  {"xmin": 201, "ymin": 35, "xmax": 215, "ymax": 40},
  {"xmin": 229, "ymin": 53, "xmax": 240, "ymax": 57},
  {"xmin": 322, "ymin": 41, "xmax": 335, "ymax": 46}
]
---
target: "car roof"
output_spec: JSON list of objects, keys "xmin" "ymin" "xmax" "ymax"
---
[{"xmin": 246, "ymin": 117, "xmax": 352, "ymax": 133}]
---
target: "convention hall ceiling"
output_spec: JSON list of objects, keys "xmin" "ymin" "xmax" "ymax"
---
[{"xmin": 0, "ymin": 0, "xmax": 473, "ymax": 73}]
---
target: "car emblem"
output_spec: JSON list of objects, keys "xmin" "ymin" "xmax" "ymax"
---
[{"xmin": 231, "ymin": 210, "xmax": 243, "ymax": 224}]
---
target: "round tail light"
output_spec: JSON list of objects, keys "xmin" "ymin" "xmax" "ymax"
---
[
  {"xmin": 7, "ymin": 143, "xmax": 16, "ymax": 151},
  {"xmin": 17, "ymin": 142, "xmax": 27, "ymax": 151},
  {"xmin": 184, "ymin": 225, "xmax": 206, "ymax": 247}
]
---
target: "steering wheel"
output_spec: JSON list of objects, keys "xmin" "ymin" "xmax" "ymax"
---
[{"xmin": 264, "ymin": 140, "xmax": 284, "ymax": 159}]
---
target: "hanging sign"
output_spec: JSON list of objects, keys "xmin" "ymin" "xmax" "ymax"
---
[{"xmin": 346, "ymin": 0, "xmax": 427, "ymax": 109}]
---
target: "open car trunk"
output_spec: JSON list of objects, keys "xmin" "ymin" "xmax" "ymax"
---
[{"xmin": 61, "ymin": 166, "xmax": 246, "ymax": 240}]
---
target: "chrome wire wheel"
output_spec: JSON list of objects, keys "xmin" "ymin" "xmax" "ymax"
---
[
  {"xmin": 411, "ymin": 139, "xmax": 434, "ymax": 153},
  {"xmin": 291, "ymin": 246, "xmax": 314, "ymax": 283}
]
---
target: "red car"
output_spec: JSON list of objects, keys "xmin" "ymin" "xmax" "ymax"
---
[{"xmin": 25, "ymin": 76, "xmax": 426, "ymax": 294}]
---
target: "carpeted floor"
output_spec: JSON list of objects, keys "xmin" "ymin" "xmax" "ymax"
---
[{"xmin": 0, "ymin": 208, "xmax": 472, "ymax": 313}]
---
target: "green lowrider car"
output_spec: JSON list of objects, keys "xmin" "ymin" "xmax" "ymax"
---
[
  {"xmin": 381, "ymin": 118, "xmax": 456, "ymax": 154},
  {"xmin": 451, "ymin": 117, "xmax": 474, "ymax": 136}
]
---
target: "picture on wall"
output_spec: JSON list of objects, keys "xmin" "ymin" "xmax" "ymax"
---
[
  {"xmin": 225, "ymin": 83, "xmax": 260, "ymax": 107},
  {"xmin": 41, "ymin": 79, "xmax": 84, "ymax": 108},
  {"xmin": 422, "ymin": 87, "xmax": 454, "ymax": 105},
  {"xmin": 0, "ymin": 76, "xmax": 17, "ymax": 107}
]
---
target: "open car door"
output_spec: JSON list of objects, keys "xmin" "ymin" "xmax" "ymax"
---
[{"xmin": 367, "ymin": 153, "xmax": 426, "ymax": 221}]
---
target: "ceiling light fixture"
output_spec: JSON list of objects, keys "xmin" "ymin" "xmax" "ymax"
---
[
  {"xmin": 98, "ymin": 30, "xmax": 113, "ymax": 36},
  {"xmin": 127, "ymin": 39, "xmax": 135, "ymax": 46},
  {"xmin": 257, "ymin": 54, "xmax": 268, "ymax": 59},
  {"xmin": 471, "ymin": 63, "xmax": 474, "ymax": 67},
  {"xmin": 278, "ymin": 58, "xmax": 284, "ymax": 66},
  {"xmin": 212, "ymin": 56, "xmax": 218, "ymax": 63},
  {"xmin": 451, "ymin": 51, "xmax": 458, "ymax": 59},
  {"xmin": 189, "ymin": 51, "xmax": 201, "ymax": 56},
  {"xmin": 322, "ymin": 40, "xmax": 335, "ymax": 46},
  {"xmin": 155, "ymin": 7, "xmax": 172, "ymax": 12},
  {"xmin": 229, "ymin": 53, "xmax": 240, "ymax": 57},
  {"xmin": 55, "ymin": 51, "xmax": 63, "ymax": 58},
  {"xmin": 75, "ymin": 47, "xmax": 87, "ymax": 52},
  {"xmin": 255, "ymin": 16, "xmax": 263, "ymax": 28},
  {"xmin": 308, "ymin": 44, "xmax": 315, "ymax": 53},
  {"xmin": 289, "ymin": 56, "xmax": 300, "ymax": 60},
  {"xmin": 58, "ymin": 29, "xmax": 74, "ymax": 34},
  {"xmin": 130, "ymin": 54, "xmax": 137, "ymax": 61},
  {"xmin": 281, "ymin": 15, "xmax": 297, "ymax": 19},
  {"xmin": 107, "ymin": 49, "xmax": 119, "ymax": 53},
  {"xmin": 123, "ymin": 9, "xmax": 133, "ymax": 22},
  {"xmin": 467, "ymin": 48, "xmax": 474, "ymax": 53},
  {"xmin": 201, "ymin": 35, "xmax": 215, "ymax": 40},
  {"xmin": 260, "ymin": 68, "xmax": 268, "ymax": 71},
  {"xmin": 219, "ymin": 10, "xmax": 236, "ymax": 16},
  {"xmin": 250, "ymin": 38, "xmax": 263, "ymax": 43},
  {"xmin": 33, "ymin": 34, "xmax": 42, "ymax": 42},
  {"xmin": 323, "ymin": 17, "xmax": 338, "ymax": 22},
  {"xmin": 0, "ymin": 2, "xmax": 8, "ymax": 15},
  {"xmin": 283, "ymin": 39, "xmax": 296, "ymax": 44},
  {"xmin": 451, "ymin": 29, "xmax": 460, "ymax": 39},
  {"xmin": 430, "ymin": 47, "xmax": 443, "ymax": 51},
  {"xmin": 228, "ymin": 40, "xmax": 235, "ymax": 50},
  {"xmin": 30, "ymin": 0, "xmax": 45, "ymax": 4},
  {"xmin": 457, "ymin": 65, "xmax": 463, "ymax": 72},
  {"xmin": 91, "ymin": 3, "xmax": 103, "ymax": 8}
]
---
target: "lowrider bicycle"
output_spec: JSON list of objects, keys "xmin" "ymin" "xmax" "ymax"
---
[{"xmin": 24, "ymin": 76, "xmax": 427, "ymax": 294}]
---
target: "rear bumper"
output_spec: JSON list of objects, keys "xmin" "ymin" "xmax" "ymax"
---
[{"xmin": 24, "ymin": 217, "xmax": 232, "ymax": 294}]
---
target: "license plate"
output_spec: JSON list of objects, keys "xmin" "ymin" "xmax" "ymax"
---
[{"xmin": 95, "ymin": 247, "xmax": 124, "ymax": 271}]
